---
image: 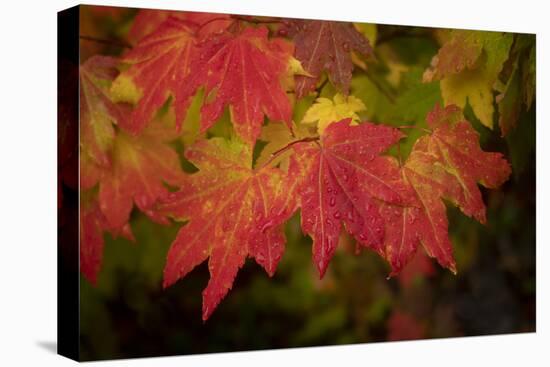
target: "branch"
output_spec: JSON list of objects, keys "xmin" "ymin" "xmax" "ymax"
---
[
  {"xmin": 232, "ymin": 15, "xmax": 283, "ymax": 25},
  {"xmin": 79, "ymin": 35, "xmax": 132, "ymax": 49},
  {"xmin": 364, "ymin": 68, "xmax": 396, "ymax": 104}
]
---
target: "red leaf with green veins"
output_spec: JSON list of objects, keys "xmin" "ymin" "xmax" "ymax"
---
[
  {"xmin": 158, "ymin": 138, "xmax": 297, "ymax": 320},
  {"xmin": 112, "ymin": 17, "xmax": 200, "ymax": 134},
  {"xmin": 289, "ymin": 119, "xmax": 413, "ymax": 277},
  {"xmin": 178, "ymin": 26, "xmax": 293, "ymax": 146},
  {"xmin": 283, "ymin": 20, "xmax": 373, "ymax": 98},
  {"xmin": 80, "ymin": 56, "xmax": 128, "ymax": 174}
]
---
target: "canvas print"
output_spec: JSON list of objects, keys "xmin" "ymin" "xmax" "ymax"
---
[{"xmin": 57, "ymin": 4, "xmax": 536, "ymax": 361}]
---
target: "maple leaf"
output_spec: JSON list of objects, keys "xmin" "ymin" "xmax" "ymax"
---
[
  {"xmin": 302, "ymin": 93, "xmax": 366, "ymax": 134},
  {"xmin": 423, "ymin": 104, "xmax": 512, "ymax": 221},
  {"xmin": 97, "ymin": 123, "xmax": 186, "ymax": 229},
  {"xmin": 422, "ymin": 31, "xmax": 483, "ymax": 81},
  {"xmin": 289, "ymin": 119, "xmax": 413, "ymax": 277},
  {"xmin": 128, "ymin": 9, "xmax": 231, "ymax": 45},
  {"xmin": 423, "ymin": 30, "xmax": 513, "ymax": 129},
  {"xmin": 283, "ymin": 19, "xmax": 373, "ymax": 98},
  {"xmin": 80, "ymin": 54, "xmax": 186, "ymax": 229},
  {"xmin": 388, "ymin": 145, "xmax": 462, "ymax": 273},
  {"xmin": 255, "ymin": 121, "xmax": 315, "ymax": 170},
  {"xmin": 80, "ymin": 56, "xmax": 129, "ymax": 181},
  {"xmin": 111, "ymin": 17, "xmax": 200, "ymax": 134},
  {"xmin": 158, "ymin": 138, "xmax": 298, "ymax": 320},
  {"xmin": 383, "ymin": 104, "xmax": 511, "ymax": 275},
  {"xmin": 177, "ymin": 26, "xmax": 293, "ymax": 146}
]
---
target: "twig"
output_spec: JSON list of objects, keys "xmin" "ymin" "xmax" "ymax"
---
[
  {"xmin": 364, "ymin": 69, "xmax": 396, "ymax": 104},
  {"xmin": 232, "ymin": 15, "xmax": 283, "ymax": 25},
  {"xmin": 79, "ymin": 35, "xmax": 132, "ymax": 49}
]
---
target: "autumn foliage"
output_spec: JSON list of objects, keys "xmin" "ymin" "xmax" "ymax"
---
[{"xmin": 76, "ymin": 9, "xmax": 534, "ymax": 321}]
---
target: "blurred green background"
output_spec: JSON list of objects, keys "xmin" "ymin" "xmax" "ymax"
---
[{"xmin": 76, "ymin": 6, "xmax": 535, "ymax": 361}]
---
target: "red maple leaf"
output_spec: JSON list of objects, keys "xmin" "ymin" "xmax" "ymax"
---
[
  {"xmin": 114, "ymin": 17, "xmax": 200, "ymax": 134},
  {"xmin": 80, "ymin": 55, "xmax": 185, "ymax": 239},
  {"xmin": 178, "ymin": 26, "xmax": 294, "ymax": 146},
  {"xmin": 79, "ymin": 50, "xmax": 187, "ymax": 285},
  {"xmin": 288, "ymin": 119, "xmax": 413, "ymax": 277},
  {"xmin": 128, "ymin": 9, "xmax": 231, "ymax": 45},
  {"xmin": 383, "ymin": 104, "xmax": 511, "ymax": 275},
  {"xmin": 282, "ymin": 19, "xmax": 373, "ymax": 98},
  {"xmin": 80, "ymin": 55, "xmax": 129, "ymax": 179},
  {"xmin": 424, "ymin": 104, "xmax": 512, "ymax": 222},
  {"xmin": 158, "ymin": 137, "xmax": 297, "ymax": 320},
  {"xmin": 97, "ymin": 123, "xmax": 186, "ymax": 229}
]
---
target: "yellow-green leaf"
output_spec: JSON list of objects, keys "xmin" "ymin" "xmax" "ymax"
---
[{"xmin": 302, "ymin": 93, "xmax": 366, "ymax": 133}]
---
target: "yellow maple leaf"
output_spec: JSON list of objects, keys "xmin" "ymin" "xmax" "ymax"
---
[
  {"xmin": 256, "ymin": 121, "xmax": 313, "ymax": 171},
  {"xmin": 302, "ymin": 93, "xmax": 366, "ymax": 134},
  {"xmin": 425, "ymin": 30, "xmax": 513, "ymax": 129}
]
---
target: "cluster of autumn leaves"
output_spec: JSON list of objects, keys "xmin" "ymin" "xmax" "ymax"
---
[{"xmin": 76, "ymin": 9, "xmax": 529, "ymax": 320}]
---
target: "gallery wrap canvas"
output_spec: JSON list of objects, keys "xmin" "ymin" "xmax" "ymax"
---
[{"xmin": 57, "ymin": 4, "xmax": 536, "ymax": 362}]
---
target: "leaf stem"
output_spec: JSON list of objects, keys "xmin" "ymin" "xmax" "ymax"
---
[
  {"xmin": 196, "ymin": 17, "xmax": 234, "ymax": 36},
  {"xmin": 397, "ymin": 125, "xmax": 431, "ymax": 134},
  {"xmin": 313, "ymin": 78, "xmax": 329, "ymax": 99},
  {"xmin": 260, "ymin": 136, "xmax": 319, "ymax": 169}
]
